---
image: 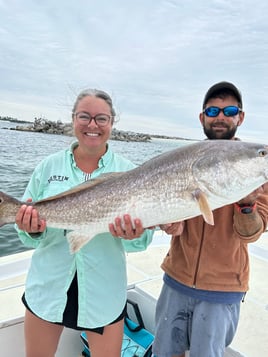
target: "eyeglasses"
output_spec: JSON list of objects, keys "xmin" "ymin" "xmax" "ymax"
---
[
  {"xmin": 203, "ymin": 106, "xmax": 241, "ymax": 117},
  {"xmin": 74, "ymin": 112, "xmax": 112, "ymax": 127}
]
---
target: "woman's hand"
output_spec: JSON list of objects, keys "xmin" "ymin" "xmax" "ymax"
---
[
  {"xmin": 15, "ymin": 199, "xmax": 46, "ymax": 233},
  {"xmin": 109, "ymin": 214, "xmax": 145, "ymax": 240}
]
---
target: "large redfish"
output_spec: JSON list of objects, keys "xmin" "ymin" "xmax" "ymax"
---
[{"xmin": 0, "ymin": 140, "xmax": 268, "ymax": 253}]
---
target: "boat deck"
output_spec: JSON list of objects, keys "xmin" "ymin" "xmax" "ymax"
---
[{"xmin": 1, "ymin": 231, "xmax": 268, "ymax": 356}]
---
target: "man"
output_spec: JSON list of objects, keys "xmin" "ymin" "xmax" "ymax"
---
[{"xmin": 152, "ymin": 81, "xmax": 268, "ymax": 357}]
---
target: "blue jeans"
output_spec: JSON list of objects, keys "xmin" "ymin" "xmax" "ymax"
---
[{"xmin": 152, "ymin": 283, "xmax": 240, "ymax": 357}]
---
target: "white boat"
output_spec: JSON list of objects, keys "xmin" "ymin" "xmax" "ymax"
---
[{"xmin": 1, "ymin": 231, "xmax": 268, "ymax": 357}]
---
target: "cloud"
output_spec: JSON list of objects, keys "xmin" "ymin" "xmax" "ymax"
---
[{"xmin": 0, "ymin": 0, "xmax": 268, "ymax": 142}]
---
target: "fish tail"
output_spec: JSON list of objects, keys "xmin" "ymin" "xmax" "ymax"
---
[{"xmin": 0, "ymin": 191, "xmax": 22, "ymax": 227}]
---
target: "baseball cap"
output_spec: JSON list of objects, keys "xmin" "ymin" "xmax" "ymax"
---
[{"xmin": 202, "ymin": 81, "xmax": 243, "ymax": 109}]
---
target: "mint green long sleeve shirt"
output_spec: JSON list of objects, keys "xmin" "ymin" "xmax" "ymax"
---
[{"xmin": 17, "ymin": 142, "xmax": 153, "ymax": 328}]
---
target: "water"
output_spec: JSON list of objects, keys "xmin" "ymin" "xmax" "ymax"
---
[{"xmin": 0, "ymin": 120, "xmax": 192, "ymax": 257}]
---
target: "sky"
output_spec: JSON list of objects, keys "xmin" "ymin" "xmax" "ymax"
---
[{"xmin": 0, "ymin": 0, "xmax": 268, "ymax": 142}]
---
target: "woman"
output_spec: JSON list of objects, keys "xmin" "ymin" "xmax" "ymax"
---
[{"xmin": 15, "ymin": 88, "xmax": 153, "ymax": 357}]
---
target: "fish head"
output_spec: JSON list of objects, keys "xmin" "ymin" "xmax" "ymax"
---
[{"xmin": 192, "ymin": 141, "xmax": 268, "ymax": 207}]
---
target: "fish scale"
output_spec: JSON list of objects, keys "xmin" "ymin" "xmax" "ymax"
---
[{"xmin": 1, "ymin": 140, "xmax": 268, "ymax": 253}]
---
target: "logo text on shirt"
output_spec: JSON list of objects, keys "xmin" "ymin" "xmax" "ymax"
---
[{"xmin": 48, "ymin": 175, "xmax": 69, "ymax": 184}]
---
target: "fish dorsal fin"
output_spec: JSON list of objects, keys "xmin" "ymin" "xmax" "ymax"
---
[
  {"xmin": 36, "ymin": 172, "xmax": 124, "ymax": 203},
  {"xmin": 192, "ymin": 188, "xmax": 214, "ymax": 225}
]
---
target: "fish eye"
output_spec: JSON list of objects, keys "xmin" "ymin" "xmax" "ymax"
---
[{"xmin": 258, "ymin": 149, "xmax": 268, "ymax": 157}]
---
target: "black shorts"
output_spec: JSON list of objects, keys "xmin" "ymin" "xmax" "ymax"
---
[{"xmin": 22, "ymin": 273, "xmax": 127, "ymax": 335}]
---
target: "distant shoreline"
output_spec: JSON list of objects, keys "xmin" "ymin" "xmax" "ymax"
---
[
  {"xmin": 0, "ymin": 117, "xmax": 196, "ymax": 142},
  {"xmin": 0, "ymin": 116, "xmax": 32, "ymax": 124}
]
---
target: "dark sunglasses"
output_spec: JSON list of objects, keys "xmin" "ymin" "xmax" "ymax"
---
[{"xmin": 203, "ymin": 106, "xmax": 241, "ymax": 117}]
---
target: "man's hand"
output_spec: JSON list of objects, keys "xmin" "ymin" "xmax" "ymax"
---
[
  {"xmin": 160, "ymin": 221, "xmax": 185, "ymax": 236},
  {"xmin": 237, "ymin": 183, "xmax": 268, "ymax": 205}
]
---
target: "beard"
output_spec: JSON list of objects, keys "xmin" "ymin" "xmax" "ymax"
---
[{"xmin": 203, "ymin": 125, "xmax": 238, "ymax": 140}]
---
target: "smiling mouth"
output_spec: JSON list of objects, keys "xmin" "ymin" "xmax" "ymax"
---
[
  {"xmin": 212, "ymin": 124, "xmax": 228, "ymax": 129},
  {"xmin": 85, "ymin": 132, "xmax": 100, "ymax": 137}
]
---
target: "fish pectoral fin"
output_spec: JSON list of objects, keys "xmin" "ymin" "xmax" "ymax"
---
[
  {"xmin": 192, "ymin": 188, "xmax": 214, "ymax": 225},
  {"xmin": 67, "ymin": 231, "xmax": 94, "ymax": 254}
]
